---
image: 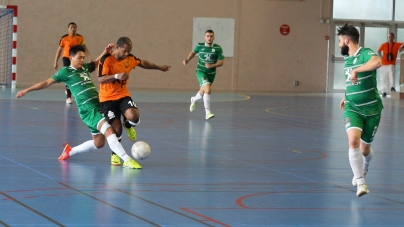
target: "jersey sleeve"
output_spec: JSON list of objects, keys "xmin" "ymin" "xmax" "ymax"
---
[
  {"xmin": 217, "ymin": 47, "xmax": 224, "ymax": 60},
  {"xmin": 378, "ymin": 43, "xmax": 385, "ymax": 52},
  {"xmin": 51, "ymin": 68, "xmax": 66, "ymax": 83},
  {"xmin": 87, "ymin": 62, "xmax": 96, "ymax": 73},
  {"xmin": 193, "ymin": 44, "xmax": 200, "ymax": 53},
  {"xmin": 98, "ymin": 54, "xmax": 111, "ymax": 77},
  {"xmin": 363, "ymin": 48, "xmax": 378, "ymax": 62},
  {"xmin": 130, "ymin": 55, "xmax": 141, "ymax": 68}
]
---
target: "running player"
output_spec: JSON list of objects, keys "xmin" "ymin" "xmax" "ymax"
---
[
  {"xmin": 337, "ymin": 24, "xmax": 383, "ymax": 197},
  {"xmin": 98, "ymin": 37, "xmax": 170, "ymax": 166},
  {"xmin": 54, "ymin": 22, "xmax": 92, "ymax": 104},
  {"xmin": 17, "ymin": 45, "xmax": 141, "ymax": 169},
  {"xmin": 183, "ymin": 30, "xmax": 224, "ymax": 120}
]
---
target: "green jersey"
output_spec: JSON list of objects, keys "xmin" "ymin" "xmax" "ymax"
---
[
  {"xmin": 343, "ymin": 47, "xmax": 383, "ymax": 116},
  {"xmin": 193, "ymin": 42, "xmax": 224, "ymax": 75},
  {"xmin": 52, "ymin": 63, "xmax": 99, "ymax": 113}
]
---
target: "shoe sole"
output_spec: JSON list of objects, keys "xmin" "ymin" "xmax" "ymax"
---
[
  {"xmin": 357, "ymin": 190, "xmax": 369, "ymax": 197},
  {"xmin": 123, "ymin": 165, "xmax": 142, "ymax": 169},
  {"xmin": 190, "ymin": 97, "xmax": 195, "ymax": 112},
  {"xmin": 206, "ymin": 115, "xmax": 215, "ymax": 120},
  {"xmin": 58, "ymin": 144, "xmax": 71, "ymax": 160}
]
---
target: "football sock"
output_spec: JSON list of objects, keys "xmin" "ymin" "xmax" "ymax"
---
[
  {"xmin": 70, "ymin": 140, "xmax": 97, "ymax": 156},
  {"xmin": 349, "ymin": 147, "xmax": 365, "ymax": 184},
  {"xmin": 106, "ymin": 134, "xmax": 130, "ymax": 162},
  {"xmin": 194, "ymin": 91, "xmax": 203, "ymax": 102},
  {"xmin": 203, "ymin": 93, "xmax": 211, "ymax": 113},
  {"xmin": 363, "ymin": 148, "xmax": 373, "ymax": 172}
]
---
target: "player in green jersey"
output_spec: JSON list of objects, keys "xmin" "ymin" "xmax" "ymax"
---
[
  {"xmin": 337, "ymin": 24, "xmax": 383, "ymax": 197},
  {"xmin": 183, "ymin": 30, "xmax": 224, "ymax": 120},
  {"xmin": 16, "ymin": 45, "xmax": 142, "ymax": 169}
]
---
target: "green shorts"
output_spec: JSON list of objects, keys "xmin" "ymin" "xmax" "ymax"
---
[
  {"xmin": 343, "ymin": 110, "xmax": 381, "ymax": 144},
  {"xmin": 196, "ymin": 70, "xmax": 215, "ymax": 87},
  {"xmin": 79, "ymin": 106, "xmax": 105, "ymax": 134}
]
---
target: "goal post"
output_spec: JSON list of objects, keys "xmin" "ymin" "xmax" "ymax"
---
[{"xmin": 0, "ymin": 5, "xmax": 16, "ymax": 89}]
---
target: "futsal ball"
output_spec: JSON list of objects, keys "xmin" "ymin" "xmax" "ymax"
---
[{"xmin": 131, "ymin": 141, "xmax": 151, "ymax": 160}]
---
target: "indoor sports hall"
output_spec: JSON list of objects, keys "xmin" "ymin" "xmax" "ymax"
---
[{"xmin": 1, "ymin": 0, "xmax": 404, "ymax": 226}]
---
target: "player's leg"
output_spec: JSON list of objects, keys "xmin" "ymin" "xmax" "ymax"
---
[
  {"xmin": 100, "ymin": 118, "xmax": 141, "ymax": 169},
  {"xmin": 203, "ymin": 74, "xmax": 215, "ymax": 120},
  {"xmin": 356, "ymin": 113, "xmax": 381, "ymax": 185},
  {"xmin": 380, "ymin": 66, "xmax": 388, "ymax": 97},
  {"xmin": 62, "ymin": 57, "xmax": 72, "ymax": 104},
  {"xmin": 190, "ymin": 71, "xmax": 207, "ymax": 112},
  {"xmin": 389, "ymin": 65, "xmax": 396, "ymax": 92},
  {"xmin": 100, "ymin": 100, "xmax": 123, "ymax": 165},
  {"xmin": 344, "ymin": 111, "xmax": 368, "ymax": 197},
  {"xmin": 120, "ymin": 97, "xmax": 139, "ymax": 142}
]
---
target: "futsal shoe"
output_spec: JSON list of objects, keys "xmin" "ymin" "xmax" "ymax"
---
[
  {"xmin": 58, "ymin": 144, "xmax": 72, "ymax": 160},
  {"xmin": 123, "ymin": 121, "xmax": 137, "ymax": 142},
  {"xmin": 205, "ymin": 111, "xmax": 215, "ymax": 120},
  {"xmin": 356, "ymin": 183, "xmax": 369, "ymax": 197},
  {"xmin": 391, "ymin": 87, "xmax": 396, "ymax": 92},
  {"xmin": 111, "ymin": 153, "xmax": 121, "ymax": 166},
  {"xmin": 352, "ymin": 170, "xmax": 367, "ymax": 186},
  {"xmin": 123, "ymin": 159, "xmax": 142, "ymax": 169},
  {"xmin": 66, "ymin": 97, "xmax": 72, "ymax": 104},
  {"xmin": 190, "ymin": 97, "xmax": 196, "ymax": 112}
]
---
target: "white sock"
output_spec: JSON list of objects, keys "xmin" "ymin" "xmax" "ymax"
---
[
  {"xmin": 106, "ymin": 134, "xmax": 130, "ymax": 162},
  {"xmin": 193, "ymin": 91, "xmax": 203, "ymax": 102},
  {"xmin": 349, "ymin": 148, "xmax": 365, "ymax": 184},
  {"xmin": 203, "ymin": 93, "xmax": 211, "ymax": 114},
  {"xmin": 70, "ymin": 140, "xmax": 97, "ymax": 156},
  {"xmin": 363, "ymin": 148, "xmax": 373, "ymax": 172}
]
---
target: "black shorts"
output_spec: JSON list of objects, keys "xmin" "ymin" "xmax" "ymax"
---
[
  {"xmin": 100, "ymin": 96, "xmax": 138, "ymax": 124},
  {"xmin": 62, "ymin": 57, "xmax": 70, "ymax": 67}
]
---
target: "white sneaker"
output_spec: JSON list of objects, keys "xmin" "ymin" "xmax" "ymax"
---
[
  {"xmin": 356, "ymin": 184, "xmax": 369, "ymax": 197},
  {"xmin": 205, "ymin": 111, "xmax": 215, "ymax": 120},
  {"xmin": 66, "ymin": 97, "xmax": 72, "ymax": 104},
  {"xmin": 352, "ymin": 170, "xmax": 367, "ymax": 186},
  {"xmin": 189, "ymin": 97, "xmax": 196, "ymax": 112}
]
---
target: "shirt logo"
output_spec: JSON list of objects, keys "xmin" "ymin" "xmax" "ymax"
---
[
  {"xmin": 212, "ymin": 49, "xmax": 215, "ymax": 52},
  {"xmin": 107, "ymin": 111, "xmax": 115, "ymax": 120},
  {"xmin": 79, "ymin": 72, "xmax": 90, "ymax": 81},
  {"xmin": 204, "ymin": 53, "xmax": 212, "ymax": 61}
]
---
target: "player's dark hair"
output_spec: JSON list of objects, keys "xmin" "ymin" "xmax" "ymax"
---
[
  {"xmin": 389, "ymin": 32, "xmax": 395, "ymax": 38},
  {"xmin": 205, "ymin": 29, "xmax": 214, "ymax": 34},
  {"xmin": 69, "ymin": 45, "xmax": 85, "ymax": 57},
  {"xmin": 337, "ymin": 24, "xmax": 359, "ymax": 44},
  {"xmin": 68, "ymin": 22, "xmax": 77, "ymax": 28},
  {"xmin": 117, "ymin": 37, "xmax": 132, "ymax": 47}
]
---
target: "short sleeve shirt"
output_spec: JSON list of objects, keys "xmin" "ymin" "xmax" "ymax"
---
[
  {"xmin": 59, "ymin": 34, "xmax": 86, "ymax": 58},
  {"xmin": 343, "ymin": 47, "xmax": 383, "ymax": 116},
  {"xmin": 193, "ymin": 43, "xmax": 224, "ymax": 75},
  {"xmin": 98, "ymin": 53, "xmax": 141, "ymax": 102},
  {"xmin": 378, "ymin": 42, "xmax": 403, "ymax": 65},
  {"xmin": 52, "ymin": 62, "xmax": 99, "ymax": 113}
]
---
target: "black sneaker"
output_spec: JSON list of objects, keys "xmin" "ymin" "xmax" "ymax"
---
[
  {"xmin": 382, "ymin": 92, "xmax": 387, "ymax": 97},
  {"xmin": 391, "ymin": 87, "xmax": 396, "ymax": 92}
]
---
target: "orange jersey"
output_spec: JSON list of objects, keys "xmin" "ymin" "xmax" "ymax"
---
[
  {"xmin": 98, "ymin": 53, "xmax": 141, "ymax": 102},
  {"xmin": 59, "ymin": 34, "xmax": 86, "ymax": 58},
  {"xmin": 378, "ymin": 42, "xmax": 403, "ymax": 65}
]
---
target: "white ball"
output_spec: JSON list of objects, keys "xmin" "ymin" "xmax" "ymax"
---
[{"xmin": 131, "ymin": 141, "xmax": 151, "ymax": 160}]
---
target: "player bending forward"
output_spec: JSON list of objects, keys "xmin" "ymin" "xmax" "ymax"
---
[{"xmin": 16, "ymin": 45, "xmax": 142, "ymax": 169}]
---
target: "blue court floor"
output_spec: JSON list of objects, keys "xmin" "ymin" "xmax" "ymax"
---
[{"xmin": 1, "ymin": 88, "xmax": 404, "ymax": 227}]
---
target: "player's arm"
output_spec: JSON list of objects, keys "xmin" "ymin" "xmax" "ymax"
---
[
  {"xmin": 205, "ymin": 59, "xmax": 224, "ymax": 69},
  {"xmin": 83, "ymin": 45, "xmax": 93, "ymax": 62},
  {"xmin": 139, "ymin": 60, "xmax": 170, "ymax": 72},
  {"xmin": 54, "ymin": 46, "xmax": 63, "ymax": 69},
  {"xmin": 16, "ymin": 78, "xmax": 57, "ymax": 98},
  {"xmin": 349, "ymin": 56, "xmax": 382, "ymax": 83},
  {"xmin": 183, "ymin": 51, "xmax": 196, "ymax": 65}
]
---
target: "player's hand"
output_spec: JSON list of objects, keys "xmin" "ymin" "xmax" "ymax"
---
[
  {"xmin": 16, "ymin": 90, "xmax": 27, "ymax": 98},
  {"xmin": 183, "ymin": 59, "xmax": 188, "ymax": 65},
  {"xmin": 160, "ymin": 65, "xmax": 170, "ymax": 72},
  {"xmin": 205, "ymin": 62, "xmax": 211, "ymax": 68},
  {"xmin": 54, "ymin": 62, "xmax": 58, "ymax": 70},
  {"xmin": 339, "ymin": 98, "xmax": 345, "ymax": 110},
  {"xmin": 349, "ymin": 71, "xmax": 358, "ymax": 84},
  {"xmin": 116, "ymin": 72, "xmax": 129, "ymax": 81},
  {"xmin": 105, "ymin": 43, "xmax": 114, "ymax": 53}
]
